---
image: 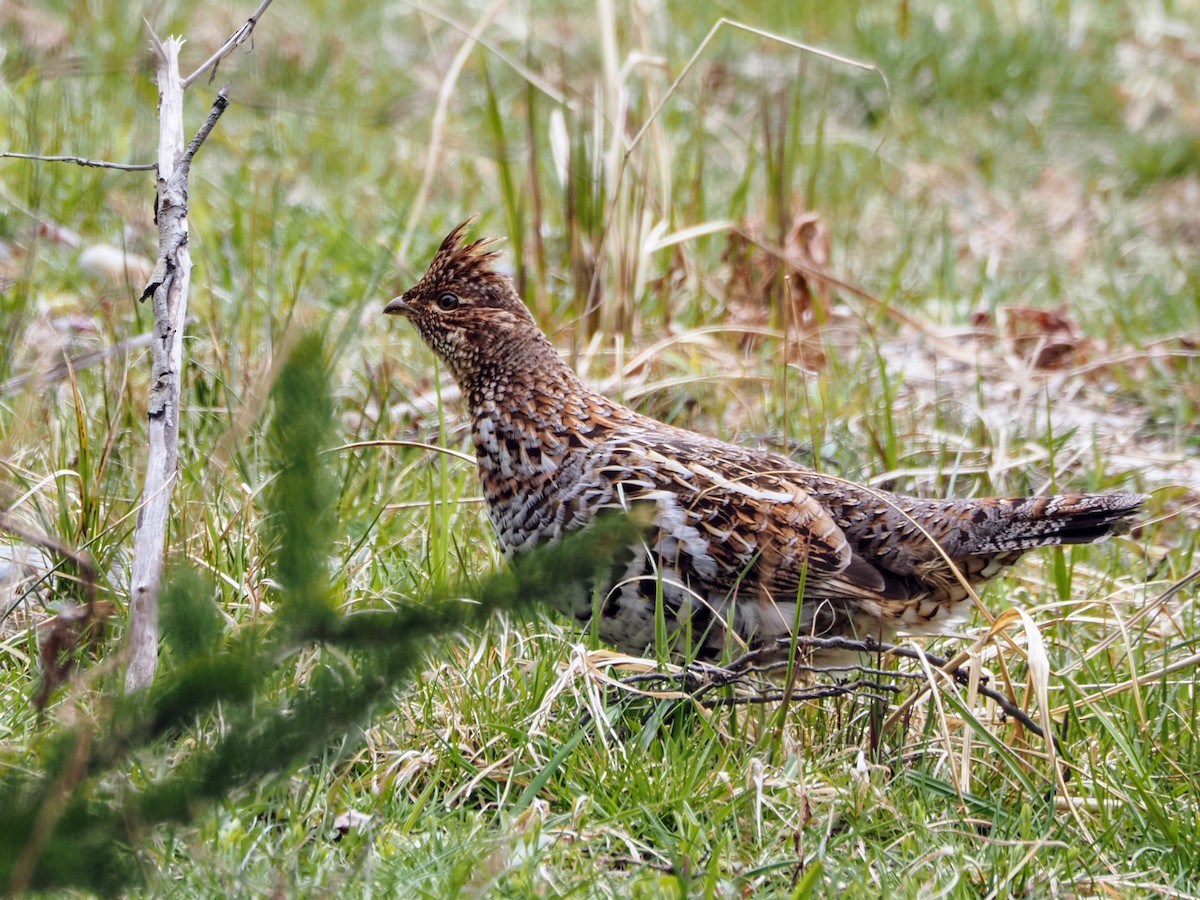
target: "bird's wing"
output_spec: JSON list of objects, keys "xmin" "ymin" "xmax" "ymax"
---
[{"xmin": 596, "ymin": 430, "xmax": 888, "ymax": 604}]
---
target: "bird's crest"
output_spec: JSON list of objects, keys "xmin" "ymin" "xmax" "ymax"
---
[{"xmin": 420, "ymin": 219, "xmax": 503, "ymax": 292}]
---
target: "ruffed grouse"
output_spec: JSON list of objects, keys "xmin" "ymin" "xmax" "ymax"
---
[{"xmin": 385, "ymin": 223, "xmax": 1144, "ymax": 663}]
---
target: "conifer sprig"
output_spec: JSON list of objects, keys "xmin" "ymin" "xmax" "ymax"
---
[{"xmin": 0, "ymin": 332, "xmax": 641, "ymax": 895}]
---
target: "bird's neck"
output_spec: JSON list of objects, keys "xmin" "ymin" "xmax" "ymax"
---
[
  {"xmin": 460, "ymin": 334, "xmax": 630, "ymax": 465},
  {"xmin": 459, "ymin": 331, "xmax": 580, "ymax": 413}
]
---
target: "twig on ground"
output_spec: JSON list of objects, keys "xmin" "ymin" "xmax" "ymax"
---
[
  {"xmin": 699, "ymin": 683, "xmax": 901, "ymax": 707},
  {"xmin": 611, "ymin": 635, "xmax": 1064, "ymax": 754}
]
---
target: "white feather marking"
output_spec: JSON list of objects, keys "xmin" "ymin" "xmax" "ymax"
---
[{"xmin": 688, "ymin": 463, "xmax": 792, "ymax": 502}]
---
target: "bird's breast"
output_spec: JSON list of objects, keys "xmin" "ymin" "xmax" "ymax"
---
[{"xmin": 472, "ymin": 410, "xmax": 598, "ymax": 554}]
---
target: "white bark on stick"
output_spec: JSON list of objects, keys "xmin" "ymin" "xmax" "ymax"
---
[
  {"xmin": 125, "ymin": 38, "xmax": 229, "ymax": 692},
  {"xmin": 125, "ymin": 36, "xmax": 189, "ymax": 693}
]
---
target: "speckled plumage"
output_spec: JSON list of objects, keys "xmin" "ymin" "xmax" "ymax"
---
[{"xmin": 385, "ymin": 223, "xmax": 1145, "ymax": 662}]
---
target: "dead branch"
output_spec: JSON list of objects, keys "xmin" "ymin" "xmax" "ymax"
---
[
  {"xmin": 0, "ymin": 152, "xmax": 155, "ymax": 171},
  {"xmin": 124, "ymin": 38, "xmax": 229, "ymax": 692},
  {"xmin": 182, "ymin": 0, "xmax": 275, "ymax": 88}
]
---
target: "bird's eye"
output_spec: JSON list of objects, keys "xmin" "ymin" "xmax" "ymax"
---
[{"xmin": 436, "ymin": 292, "xmax": 460, "ymax": 311}]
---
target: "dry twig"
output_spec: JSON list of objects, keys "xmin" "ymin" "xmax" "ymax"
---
[
  {"xmin": 181, "ymin": 0, "xmax": 275, "ymax": 87},
  {"xmin": 613, "ymin": 636, "xmax": 1065, "ymax": 754},
  {"xmin": 0, "ymin": 152, "xmax": 155, "ymax": 171}
]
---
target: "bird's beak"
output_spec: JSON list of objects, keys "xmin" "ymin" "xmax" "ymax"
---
[{"xmin": 383, "ymin": 296, "xmax": 414, "ymax": 316}]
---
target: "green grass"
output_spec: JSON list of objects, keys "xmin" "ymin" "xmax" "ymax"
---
[{"xmin": 3, "ymin": 0, "xmax": 1199, "ymax": 895}]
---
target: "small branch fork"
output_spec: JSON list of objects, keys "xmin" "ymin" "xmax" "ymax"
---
[
  {"xmin": 182, "ymin": 0, "xmax": 274, "ymax": 88},
  {"xmin": 1, "ymin": 1, "xmax": 269, "ymax": 172}
]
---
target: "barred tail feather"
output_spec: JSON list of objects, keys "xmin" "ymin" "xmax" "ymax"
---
[{"xmin": 965, "ymin": 492, "xmax": 1146, "ymax": 554}]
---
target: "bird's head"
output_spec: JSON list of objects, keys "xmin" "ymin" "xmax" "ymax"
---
[{"xmin": 384, "ymin": 221, "xmax": 539, "ymax": 382}]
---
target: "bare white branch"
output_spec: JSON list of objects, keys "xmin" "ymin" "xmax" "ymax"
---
[
  {"xmin": 125, "ymin": 41, "xmax": 229, "ymax": 693},
  {"xmin": 0, "ymin": 152, "xmax": 155, "ymax": 171}
]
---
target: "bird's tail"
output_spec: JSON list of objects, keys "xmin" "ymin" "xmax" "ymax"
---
[{"xmin": 949, "ymin": 492, "xmax": 1146, "ymax": 555}]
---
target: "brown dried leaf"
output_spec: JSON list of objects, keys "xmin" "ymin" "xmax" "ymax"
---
[
  {"xmin": 721, "ymin": 211, "xmax": 833, "ymax": 369},
  {"xmin": 969, "ymin": 308, "xmax": 994, "ymax": 329},
  {"xmin": 721, "ymin": 219, "xmax": 765, "ymax": 313},
  {"xmin": 973, "ymin": 304, "xmax": 1096, "ymax": 370},
  {"xmin": 783, "ymin": 211, "xmax": 831, "ymax": 331}
]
